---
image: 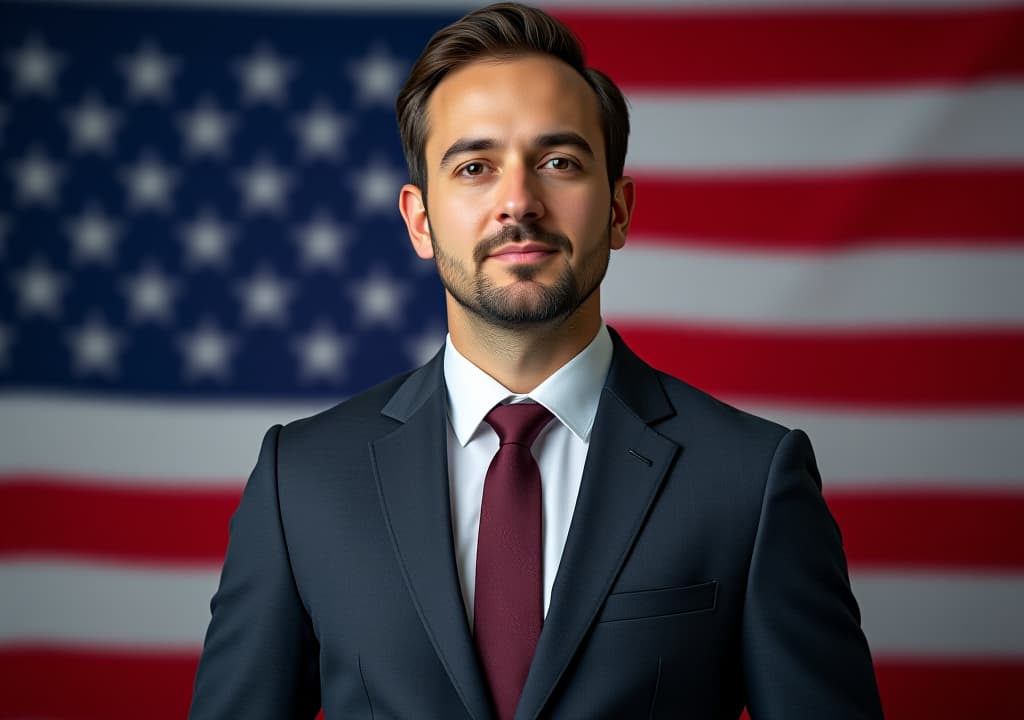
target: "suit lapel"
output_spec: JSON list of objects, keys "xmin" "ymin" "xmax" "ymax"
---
[
  {"xmin": 515, "ymin": 333, "xmax": 680, "ymax": 720},
  {"xmin": 371, "ymin": 354, "xmax": 494, "ymax": 720}
]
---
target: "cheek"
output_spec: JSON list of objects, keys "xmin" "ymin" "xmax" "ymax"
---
[
  {"xmin": 426, "ymin": 196, "xmax": 482, "ymax": 246},
  {"xmin": 432, "ymin": 223, "xmax": 489, "ymax": 271},
  {"xmin": 564, "ymin": 190, "xmax": 612, "ymax": 242},
  {"xmin": 433, "ymin": 184, "xmax": 490, "ymax": 222},
  {"xmin": 559, "ymin": 181, "xmax": 609, "ymax": 217}
]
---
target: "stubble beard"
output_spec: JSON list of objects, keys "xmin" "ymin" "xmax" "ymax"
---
[{"xmin": 430, "ymin": 221, "xmax": 611, "ymax": 331}]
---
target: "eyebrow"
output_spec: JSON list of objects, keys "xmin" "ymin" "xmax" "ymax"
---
[
  {"xmin": 536, "ymin": 132, "xmax": 595, "ymax": 159},
  {"xmin": 439, "ymin": 138, "xmax": 497, "ymax": 170},
  {"xmin": 438, "ymin": 132, "xmax": 595, "ymax": 170}
]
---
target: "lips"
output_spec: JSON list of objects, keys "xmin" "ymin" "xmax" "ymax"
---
[{"xmin": 488, "ymin": 242, "xmax": 558, "ymax": 262}]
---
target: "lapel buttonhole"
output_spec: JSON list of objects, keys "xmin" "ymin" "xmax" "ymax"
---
[{"xmin": 627, "ymin": 447, "xmax": 653, "ymax": 466}]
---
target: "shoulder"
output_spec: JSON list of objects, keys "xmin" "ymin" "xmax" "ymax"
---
[
  {"xmin": 607, "ymin": 336, "xmax": 805, "ymax": 505},
  {"xmin": 606, "ymin": 327, "xmax": 790, "ymax": 456},
  {"xmin": 640, "ymin": 362, "xmax": 817, "ymax": 523},
  {"xmin": 274, "ymin": 367, "xmax": 421, "ymax": 460},
  {"xmin": 657, "ymin": 370, "xmax": 798, "ymax": 484},
  {"xmin": 656, "ymin": 369, "xmax": 789, "ymax": 448}
]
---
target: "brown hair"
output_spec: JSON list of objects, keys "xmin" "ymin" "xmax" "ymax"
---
[{"xmin": 395, "ymin": 2, "xmax": 630, "ymax": 193}]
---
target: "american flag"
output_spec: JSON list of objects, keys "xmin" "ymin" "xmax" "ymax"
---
[{"xmin": 1, "ymin": 1, "xmax": 1021, "ymax": 717}]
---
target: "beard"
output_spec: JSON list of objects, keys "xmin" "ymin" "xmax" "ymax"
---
[{"xmin": 430, "ymin": 221, "xmax": 610, "ymax": 330}]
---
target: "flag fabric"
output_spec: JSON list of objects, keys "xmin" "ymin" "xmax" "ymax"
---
[{"xmin": 1, "ymin": 1, "xmax": 1022, "ymax": 717}]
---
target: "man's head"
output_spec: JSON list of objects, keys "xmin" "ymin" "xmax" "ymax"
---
[
  {"xmin": 396, "ymin": 4, "xmax": 634, "ymax": 333},
  {"xmin": 396, "ymin": 2, "xmax": 630, "ymax": 195}
]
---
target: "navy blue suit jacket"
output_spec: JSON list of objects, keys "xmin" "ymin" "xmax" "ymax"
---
[{"xmin": 190, "ymin": 329, "xmax": 883, "ymax": 719}]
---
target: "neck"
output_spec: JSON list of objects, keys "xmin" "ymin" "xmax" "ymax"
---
[{"xmin": 447, "ymin": 293, "xmax": 602, "ymax": 394}]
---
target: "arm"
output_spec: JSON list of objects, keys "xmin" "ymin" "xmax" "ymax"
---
[
  {"xmin": 190, "ymin": 425, "xmax": 321, "ymax": 719},
  {"xmin": 742, "ymin": 429, "xmax": 884, "ymax": 719}
]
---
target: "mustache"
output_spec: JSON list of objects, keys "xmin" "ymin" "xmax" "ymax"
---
[{"xmin": 472, "ymin": 224, "xmax": 572, "ymax": 265}]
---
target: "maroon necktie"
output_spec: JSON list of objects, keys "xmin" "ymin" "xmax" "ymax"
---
[{"xmin": 474, "ymin": 402, "xmax": 554, "ymax": 720}]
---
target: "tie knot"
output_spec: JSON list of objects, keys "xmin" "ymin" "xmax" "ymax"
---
[{"xmin": 485, "ymin": 402, "xmax": 554, "ymax": 448}]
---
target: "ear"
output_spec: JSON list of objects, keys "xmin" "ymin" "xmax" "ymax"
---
[
  {"xmin": 609, "ymin": 176, "xmax": 635, "ymax": 251},
  {"xmin": 399, "ymin": 183, "xmax": 433, "ymax": 259}
]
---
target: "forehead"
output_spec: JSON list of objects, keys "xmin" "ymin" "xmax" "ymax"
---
[{"xmin": 424, "ymin": 54, "xmax": 604, "ymax": 162}]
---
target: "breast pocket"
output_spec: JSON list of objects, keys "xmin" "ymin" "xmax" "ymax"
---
[{"xmin": 597, "ymin": 580, "xmax": 718, "ymax": 623}]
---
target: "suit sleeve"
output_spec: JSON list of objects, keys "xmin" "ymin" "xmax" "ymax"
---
[
  {"xmin": 189, "ymin": 425, "xmax": 321, "ymax": 719},
  {"xmin": 742, "ymin": 429, "xmax": 884, "ymax": 719}
]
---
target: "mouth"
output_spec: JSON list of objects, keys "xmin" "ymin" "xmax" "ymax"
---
[{"xmin": 487, "ymin": 242, "xmax": 559, "ymax": 264}]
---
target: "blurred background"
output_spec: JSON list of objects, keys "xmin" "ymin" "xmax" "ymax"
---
[{"xmin": 1, "ymin": 0, "xmax": 1022, "ymax": 717}]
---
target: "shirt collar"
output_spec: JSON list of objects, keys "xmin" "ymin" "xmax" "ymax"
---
[{"xmin": 443, "ymin": 323, "xmax": 613, "ymax": 447}]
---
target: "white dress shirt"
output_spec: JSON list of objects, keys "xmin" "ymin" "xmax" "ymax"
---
[{"xmin": 443, "ymin": 323, "xmax": 613, "ymax": 626}]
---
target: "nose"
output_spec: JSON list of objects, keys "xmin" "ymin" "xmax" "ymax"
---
[{"xmin": 495, "ymin": 162, "xmax": 545, "ymax": 225}]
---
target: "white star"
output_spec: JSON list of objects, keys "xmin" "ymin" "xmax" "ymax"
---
[
  {"xmin": 179, "ymin": 320, "xmax": 236, "ymax": 381},
  {"xmin": 123, "ymin": 264, "xmax": 178, "ymax": 323},
  {"xmin": 236, "ymin": 268, "xmax": 293, "ymax": 326},
  {"xmin": 348, "ymin": 45, "xmax": 405, "ymax": 106},
  {"xmin": 64, "ymin": 94, "xmax": 120, "ymax": 154},
  {"xmin": 236, "ymin": 157, "xmax": 291, "ymax": 214},
  {"xmin": 350, "ymin": 158, "xmax": 403, "ymax": 215},
  {"xmin": 67, "ymin": 315, "xmax": 123, "ymax": 377},
  {"xmin": 349, "ymin": 268, "xmax": 409, "ymax": 328},
  {"xmin": 66, "ymin": 205, "xmax": 120, "ymax": 265},
  {"xmin": 180, "ymin": 209, "xmax": 235, "ymax": 268},
  {"xmin": 291, "ymin": 99, "xmax": 350, "ymax": 160},
  {"xmin": 292, "ymin": 321, "xmax": 349, "ymax": 382},
  {"xmin": 293, "ymin": 211, "xmax": 349, "ymax": 270},
  {"xmin": 0, "ymin": 323, "xmax": 14, "ymax": 369},
  {"xmin": 404, "ymin": 326, "xmax": 446, "ymax": 367},
  {"xmin": 5, "ymin": 35, "xmax": 64, "ymax": 96},
  {"xmin": 121, "ymin": 152, "xmax": 177, "ymax": 212},
  {"xmin": 10, "ymin": 257, "xmax": 67, "ymax": 318},
  {"xmin": 119, "ymin": 41, "xmax": 179, "ymax": 102},
  {"xmin": 178, "ymin": 97, "xmax": 235, "ymax": 158},
  {"xmin": 234, "ymin": 45, "xmax": 294, "ymax": 105},
  {"xmin": 8, "ymin": 146, "xmax": 64, "ymax": 206}
]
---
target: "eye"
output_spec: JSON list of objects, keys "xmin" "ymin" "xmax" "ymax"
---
[
  {"xmin": 458, "ymin": 162, "xmax": 487, "ymax": 177},
  {"xmin": 542, "ymin": 157, "xmax": 576, "ymax": 171}
]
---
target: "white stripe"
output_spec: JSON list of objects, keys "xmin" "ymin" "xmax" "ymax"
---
[
  {"xmin": 33, "ymin": 0, "xmax": 1024, "ymax": 9},
  {"xmin": 3, "ymin": 560, "xmax": 1021, "ymax": 657},
  {"xmin": 0, "ymin": 561, "xmax": 216, "ymax": 648},
  {"xmin": 853, "ymin": 571, "xmax": 1024, "ymax": 657},
  {"xmin": 739, "ymin": 404, "xmax": 1024, "ymax": 489},
  {"xmin": 0, "ymin": 392, "xmax": 324, "ymax": 483},
  {"xmin": 604, "ymin": 245, "xmax": 1024, "ymax": 327},
  {"xmin": 1, "ymin": 394, "xmax": 1022, "ymax": 488},
  {"xmin": 627, "ymin": 82, "xmax": 1024, "ymax": 171}
]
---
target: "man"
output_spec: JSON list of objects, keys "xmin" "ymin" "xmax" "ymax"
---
[{"xmin": 190, "ymin": 4, "xmax": 884, "ymax": 718}]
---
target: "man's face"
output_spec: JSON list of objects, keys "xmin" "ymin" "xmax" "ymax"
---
[{"xmin": 401, "ymin": 54, "xmax": 631, "ymax": 330}]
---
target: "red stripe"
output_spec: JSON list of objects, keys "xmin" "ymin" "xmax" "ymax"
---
[
  {"xmin": 741, "ymin": 659, "xmax": 1024, "ymax": 720},
  {"xmin": 630, "ymin": 169, "xmax": 1024, "ymax": 249},
  {"xmin": 0, "ymin": 646, "xmax": 200, "ymax": 720},
  {"xmin": 614, "ymin": 324, "xmax": 1024, "ymax": 407},
  {"xmin": 0, "ymin": 646, "xmax": 323, "ymax": 720},
  {"xmin": 4, "ymin": 478, "xmax": 1022, "ymax": 570},
  {"xmin": 0, "ymin": 477, "xmax": 239, "ymax": 564},
  {"xmin": 555, "ymin": 8, "xmax": 1024, "ymax": 89},
  {"xmin": 875, "ymin": 658, "xmax": 1024, "ymax": 719},
  {"xmin": 1, "ymin": 647, "xmax": 1018, "ymax": 720},
  {"xmin": 826, "ymin": 489, "xmax": 1024, "ymax": 570}
]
